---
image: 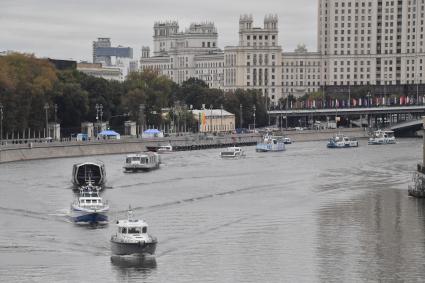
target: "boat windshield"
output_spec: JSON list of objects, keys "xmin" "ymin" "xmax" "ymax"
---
[
  {"xmin": 127, "ymin": 227, "xmax": 141, "ymax": 234},
  {"xmin": 127, "ymin": 157, "xmax": 141, "ymax": 163}
]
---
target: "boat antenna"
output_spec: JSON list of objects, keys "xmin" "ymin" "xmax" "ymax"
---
[{"xmin": 128, "ymin": 205, "xmax": 134, "ymax": 221}]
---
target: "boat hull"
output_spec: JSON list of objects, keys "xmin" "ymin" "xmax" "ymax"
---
[
  {"xmin": 256, "ymin": 143, "xmax": 285, "ymax": 152},
  {"xmin": 123, "ymin": 164, "xmax": 159, "ymax": 172},
  {"xmin": 408, "ymin": 185, "xmax": 425, "ymax": 198},
  {"xmin": 327, "ymin": 142, "xmax": 358, "ymax": 148},
  {"xmin": 71, "ymin": 207, "xmax": 109, "ymax": 225},
  {"xmin": 368, "ymin": 140, "xmax": 396, "ymax": 145},
  {"xmin": 110, "ymin": 240, "xmax": 157, "ymax": 256}
]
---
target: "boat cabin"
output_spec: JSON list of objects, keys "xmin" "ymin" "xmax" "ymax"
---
[
  {"xmin": 77, "ymin": 187, "xmax": 106, "ymax": 208},
  {"xmin": 126, "ymin": 153, "xmax": 158, "ymax": 164},
  {"xmin": 117, "ymin": 219, "xmax": 149, "ymax": 235}
]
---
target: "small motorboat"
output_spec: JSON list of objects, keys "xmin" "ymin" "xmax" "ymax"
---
[
  {"xmin": 110, "ymin": 208, "xmax": 157, "ymax": 256},
  {"xmin": 146, "ymin": 144, "xmax": 173, "ymax": 153},
  {"xmin": 220, "ymin": 146, "xmax": 245, "ymax": 159},
  {"xmin": 72, "ymin": 162, "xmax": 106, "ymax": 188},
  {"xmin": 124, "ymin": 152, "xmax": 160, "ymax": 172},
  {"xmin": 368, "ymin": 130, "xmax": 396, "ymax": 145},
  {"xmin": 256, "ymin": 135, "xmax": 286, "ymax": 152},
  {"xmin": 327, "ymin": 135, "xmax": 359, "ymax": 148},
  {"xmin": 70, "ymin": 183, "xmax": 109, "ymax": 225},
  {"xmin": 157, "ymin": 144, "xmax": 173, "ymax": 154},
  {"xmin": 283, "ymin": 137, "xmax": 292, "ymax": 144}
]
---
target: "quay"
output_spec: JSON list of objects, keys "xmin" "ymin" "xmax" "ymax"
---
[
  {"xmin": 0, "ymin": 128, "xmax": 368, "ymax": 163},
  {"xmin": 0, "ymin": 133, "xmax": 261, "ymax": 163},
  {"xmin": 408, "ymin": 116, "xmax": 425, "ymax": 197}
]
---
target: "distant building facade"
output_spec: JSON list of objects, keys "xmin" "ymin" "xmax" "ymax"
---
[
  {"xmin": 223, "ymin": 15, "xmax": 283, "ymax": 105},
  {"xmin": 282, "ymin": 45, "xmax": 322, "ymax": 97},
  {"xmin": 140, "ymin": 21, "xmax": 224, "ymax": 88},
  {"xmin": 92, "ymin": 38, "xmax": 133, "ymax": 66},
  {"xmin": 192, "ymin": 109, "xmax": 235, "ymax": 133},
  {"xmin": 317, "ymin": 0, "xmax": 425, "ymax": 96},
  {"xmin": 77, "ymin": 62, "xmax": 124, "ymax": 81},
  {"xmin": 139, "ymin": 1, "xmax": 425, "ymax": 105}
]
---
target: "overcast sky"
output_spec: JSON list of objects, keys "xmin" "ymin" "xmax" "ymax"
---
[{"xmin": 1, "ymin": 0, "xmax": 317, "ymax": 62}]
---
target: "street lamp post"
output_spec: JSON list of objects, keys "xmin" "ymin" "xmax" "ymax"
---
[
  {"xmin": 286, "ymin": 94, "xmax": 289, "ymax": 129},
  {"xmin": 253, "ymin": 105, "xmax": 256, "ymax": 131},
  {"xmin": 139, "ymin": 104, "xmax": 145, "ymax": 137},
  {"xmin": 209, "ymin": 104, "xmax": 213, "ymax": 133},
  {"xmin": 44, "ymin": 103, "xmax": 49, "ymax": 138},
  {"xmin": 348, "ymin": 84, "xmax": 351, "ymax": 108},
  {"xmin": 54, "ymin": 104, "xmax": 58, "ymax": 124},
  {"xmin": 220, "ymin": 104, "xmax": 223, "ymax": 132},
  {"xmin": 239, "ymin": 104, "xmax": 243, "ymax": 129}
]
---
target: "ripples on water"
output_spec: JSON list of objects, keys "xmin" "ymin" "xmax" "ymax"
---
[{"xmin": 0, "ymin": 139, "xmax": 424, "ymax": 282}]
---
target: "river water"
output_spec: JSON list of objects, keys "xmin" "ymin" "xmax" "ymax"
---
[{"xmin": 0, "ymin": 139, "xmax": 424, "ymax": 282}]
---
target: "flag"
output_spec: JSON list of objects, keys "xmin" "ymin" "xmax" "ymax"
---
[{"xmin": 202, "ymin": 112, "xmax": 206, "ymax": 126}]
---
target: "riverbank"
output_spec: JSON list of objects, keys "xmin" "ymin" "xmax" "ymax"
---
[{"xmin": 0, "ymin": 128, "xmax": 368, "ymax": 163}]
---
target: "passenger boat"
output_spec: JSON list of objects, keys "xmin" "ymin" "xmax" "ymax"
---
[
  {"xmin": 220, "ymin": 146, "xmax": 245, "ymax": 159},
  {"xmin": 327, "ymin": 135, "xmax": 359, "ymax": 148},
  {"xmin": 146, "ymin": 144, "xmax": 173, "ymax": 153},
  {"xmin": 72, "ymin": 162, "xmax": 106, "ymax": 188},
  {"xmin": 368, "ymin": 130, "xmax": 396, "ymax": 145},
  {"xmin": 123, "ymin": 152, "xmax": 160, "ymax": 172},
  {"xmin": 110, "ymin": 208, "xmax": 157, "ymax": 256},
  {"xmin": 70, "ymin": 183, "xmax": 109, "ymax": 225},
  {"xmin": 256, "ymin": 135, "xmax": 286, "ymax": 152}
]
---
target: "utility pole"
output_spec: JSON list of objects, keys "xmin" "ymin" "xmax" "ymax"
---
[{"xmin": 44, "ymin": 103, "xmax": 49, "ymax": 138}]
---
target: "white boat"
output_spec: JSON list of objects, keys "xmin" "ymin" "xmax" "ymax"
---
[
  {"xmin": 72, "ymin": 162, "xmax": 106, "ymax": 188},
  {"xmin": 256, "ymin": 135, "xmax": 286, "ymax": 152},
  {"xmin": 368, "ymin": 130, "xmax": 396, "ymax": 145},
  {"xmin": 124, "ymin": 152, "xmax": 160, "ymax": 172},
  {"xmin": 327, "ymin": 135, "xmax": 359, "ymax": 148},
  {"xmin": 147, "ymin": 144, "xmax": 173, "ymax": 153},
  {"xmin": 283, "ymin": 137, "xmax": 292, "ymax": 144},
  {"xmin": 157, "ymin": 144, "xmax": 173, "ymax": 153},
  {"xmin": 70, "ymin": 183, "xmax": 109, "ymax": 225},
  {"xmin": 110, "ymin": 208, "xmax": 157, "ymax": 256},
  {"xmin": 220, "ymin": 146, "xmax": 245, "ymax": 159}
]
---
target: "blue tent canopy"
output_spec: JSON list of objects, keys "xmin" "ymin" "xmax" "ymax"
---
[
  {"xmin": 143, "ymin": 129, "xmax": 161, "ymax": 134},
  {"xmin": 99, "ymin": 130, "xmax": 120, "ymax": 136}
]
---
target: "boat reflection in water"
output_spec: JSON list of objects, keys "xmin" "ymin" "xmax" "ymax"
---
[
  {"xmin": 111, "ymin": 255, "xmax": 157, "ymax": 268},
  {"xmin": 110, "ymin": 255, "xmax": 157, "ymax": 277}
]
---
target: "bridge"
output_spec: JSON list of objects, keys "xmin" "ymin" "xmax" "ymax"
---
[
  {"xmin": 390, "ymin": 119, "xmax": 423, "ymax": 136},
  {"xmin": 268, "ymin": 105, "xmax": 425, "ymax": 117},
  {"xmin": 268, "ymin": 106, "xmax": 425, "ymax": 134}
]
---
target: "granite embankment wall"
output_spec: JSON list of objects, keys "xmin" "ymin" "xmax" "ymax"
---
[
  {"xmin": 0, "ymin": 134, "xmax": 260, "ymax": 163},
  {"xmin": 283, "ymin": 128, "xmax": 368, "ymax": 142},
  {"xmin": 0, "ymin": 128, "xmax": 367, "ymax": 163}
]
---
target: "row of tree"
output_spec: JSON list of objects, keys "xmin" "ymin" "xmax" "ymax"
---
[{"xmin": 0, "ymin": 53, "xmax": 268, "ymax": 136}]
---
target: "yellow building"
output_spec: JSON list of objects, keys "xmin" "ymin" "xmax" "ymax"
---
[{"xmin": 192, "ymin": 109, "xmax": 235, "ymax": 133}]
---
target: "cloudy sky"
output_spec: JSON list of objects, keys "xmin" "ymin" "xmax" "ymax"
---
[{"xmin": 1, "ymin": 0, "xmax": 317, "ymax": 61}]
